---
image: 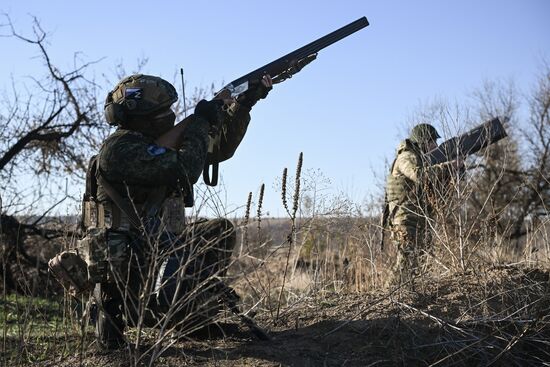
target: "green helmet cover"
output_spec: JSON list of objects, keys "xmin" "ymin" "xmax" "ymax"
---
[
  {"xmin": 410, "ymin": 123, "xmax": 441, "ymax": 144},
  {"xmin": 108, "ymin": 74, "xmax": 178, "ymax": 117}
]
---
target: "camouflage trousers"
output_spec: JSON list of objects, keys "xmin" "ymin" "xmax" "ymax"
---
[
  {"xmin": 95, "ymin": 217, "xmax": 236, "ymax": 344},
  {"xmin": 103, "ymin": 217, "xmax": 236, "ymax": 302},
  {"xmin": 387, "ymin": 217, "xmax": 432, "ymax": 288},
  {"xmin": 179, "ymin": 218, "xmax": 237, "ymax": 278},
  {"xmin": 153, "ymin": 218, "xmax": 237, "ymax": 327}
]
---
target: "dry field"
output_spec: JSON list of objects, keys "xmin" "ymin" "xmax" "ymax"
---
[{"xmin": 1, "ymin": 216, "xmax": 549, "ymax": 366}]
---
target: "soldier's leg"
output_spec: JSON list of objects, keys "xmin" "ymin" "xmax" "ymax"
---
[
  {"xmin": 415, "ymin": 226, "xmax": 431, "ymax": 275},
  {"xmin": 90, "ymin": 231, "xmax": 136, "ymax": 349},
  {"xmin": 184, "ymin": 218, "xmax": 236, "ymax": 277},
  {"xmin": 94, "ymin": 282, "xmax": 126, "ymax": 349},
  {"xmin": 389, "ymin": 224, "xmax": 418, "ymax": 286},
  {"xmin": 161, "ymin": 219, "xmax": 235, "ymax": 333}
]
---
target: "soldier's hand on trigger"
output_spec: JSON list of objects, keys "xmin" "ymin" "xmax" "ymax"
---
[
  {"xmin": 257, "ymin": 74, "xmax": 273, "ymax": 98},
  {"xmin": 260, "ymin": 74, "xmax": 273, "ymax": 92},
  {"xmin": 238, "ymin": 74, "xmax": 273, "ymax": 109}
]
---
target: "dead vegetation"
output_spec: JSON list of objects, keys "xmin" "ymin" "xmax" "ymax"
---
[
  {"xmin": 16, "ymin": 265, "xmax": 547, "ymax": 367},
  {"xmin": 1, "ymin": 16, "xmax": 550, "ymax": 367}
]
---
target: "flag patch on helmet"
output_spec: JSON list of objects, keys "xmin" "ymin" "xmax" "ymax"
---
[
  {"xmin": 125, "ymin": 88, "xmax": 143, "ymax": 99},
  {"xmin": 147, "ymin": 144, "xmax": 167, "ymax": 156}
]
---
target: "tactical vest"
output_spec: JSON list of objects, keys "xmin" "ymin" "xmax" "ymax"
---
[
  {"xmin": 81, "ymin": 156, "xmax": 187, "ymax": 234},
  {"xmin": 385, "ymin": 139, "xmax": 423, "ymax": 204},
  {"xmin": 50, "ymin": 155, "xmax": 187, "ymax": 296}
]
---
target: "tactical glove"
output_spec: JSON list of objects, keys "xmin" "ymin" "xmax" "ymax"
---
[
  {"xmin": 194, "ymin": 99, "xmax": 224, "ymax": 132},
  {"xmin": 238, "ymin": 81, "xmax": 272, "ymax": 109}
]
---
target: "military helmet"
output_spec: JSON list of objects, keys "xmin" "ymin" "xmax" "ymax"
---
[
  {"xmin": 104, "ymin": 74, "xmax": 178, "ymax": 126},
  {"xmin": 410, "ymin": 123, "xmax": 441, "ymax": 144}
]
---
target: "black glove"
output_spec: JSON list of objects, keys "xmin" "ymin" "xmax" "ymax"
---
[
  {"xmin": 238, "ymin": 81, "xmax": 272, "ymax": 109},
  {"xmin": 194, "ymin": 99, "xmax": 224, "ymax": 131}
]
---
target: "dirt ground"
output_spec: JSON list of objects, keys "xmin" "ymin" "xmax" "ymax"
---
[{"xmin": 24, "ymin": 265, "xmax": 548, "ymax": 367}]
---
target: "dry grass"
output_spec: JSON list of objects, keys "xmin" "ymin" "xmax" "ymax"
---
[
  {"xmin": 2, "ymin": 152, "xmax": 549, "ymax": 366},
  {"xmin": 1, "ymin": 211, "xmax": 549, "ymax": 366}
]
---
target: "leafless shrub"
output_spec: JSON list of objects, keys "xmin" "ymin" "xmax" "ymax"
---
[
  {"xmin": 1, "ymin": 14, "xmax": 549, "ymax": 367},
  {"xmin": 0, "ymin": 15, "xmax": 104, "ymax": 296}
]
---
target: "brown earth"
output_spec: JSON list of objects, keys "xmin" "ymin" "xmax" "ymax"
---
[{"xmin": 25, "ymin": 265, "xmax": 549, "ymax": 367}]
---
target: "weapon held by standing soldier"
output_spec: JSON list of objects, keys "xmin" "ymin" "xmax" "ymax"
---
[
  {"xmin": 382, "ymin": 124, "xmax": 463, "ymax": 288},
  {"xmin": 380, "ymin": 119, "xmax": 508, "ymax": 287}
]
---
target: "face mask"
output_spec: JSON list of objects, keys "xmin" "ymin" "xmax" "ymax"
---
[
  {"xmin": 150, "ymin": 110, "xmax": 176, "ymax": 137},
  {"xmin": 125, "ymin": 109, "xmax": 176, "ymax": 138}
]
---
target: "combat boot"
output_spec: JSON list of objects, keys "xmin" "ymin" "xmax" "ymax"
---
[{"xmin": 94, "ymin": 284, "xmax": 126, "ymax": 350}]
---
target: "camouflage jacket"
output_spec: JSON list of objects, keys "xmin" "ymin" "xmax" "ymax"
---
[
  {"xmin": 77, "ymin": 117, "xmax": 213, "ymax": 283},
  {"xmin": 206, "ymin": 106, "xmax": 252, "ymax": 165},
  {"xmin": 386, "ymin": 139, "xmax": 452, "ymax": 226},
  {"xmin": 96, "ymin": 117, "xmax": 210, "ymax": 205}
]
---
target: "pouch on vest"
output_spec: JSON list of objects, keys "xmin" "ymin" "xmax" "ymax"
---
[
  {"xmin": 48, "ymin": 251, "xmax": 93, "ymax": 297},
  {"xmin": 77, "ymin": 228, "xmax": 129, "ymax": 284}
]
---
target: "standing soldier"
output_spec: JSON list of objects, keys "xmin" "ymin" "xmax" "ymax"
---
[
  {"xmin": 384, "ymin": 123, "xmax": 461, "ymax": 287},
  {"xmin": 81, "ymin": 74, "xmax": 271, "ymax": 349}
]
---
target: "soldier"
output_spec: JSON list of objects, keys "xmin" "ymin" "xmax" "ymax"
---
[
  {"xmin": 384, "ymin": 123, "xmax": 461, "ymax": 287},
  {"xmin": 84, "ymin": 74, "xmax": 272, "ymax": 349}
]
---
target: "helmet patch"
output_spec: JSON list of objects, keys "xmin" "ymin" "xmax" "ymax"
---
[{"xmin": 125, "ymin": 88, "xmax": 143, "ymax": 99}]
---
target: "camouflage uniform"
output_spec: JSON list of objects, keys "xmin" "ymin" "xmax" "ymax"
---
[
  {"xmin": 93, "ymin": 125, "xmax": 234, "ymax": 342},
  {"xmin": 85, "ymin": 74, "xmax": 258, "ymax": 349},
  {"xmin": 385, "ymin": 125, "xmax": 453, "ymax": 286}
]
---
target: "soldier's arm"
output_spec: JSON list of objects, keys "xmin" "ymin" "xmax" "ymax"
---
[
  {"xmin": 99, "ymin": 119, "xmax": 209, "ymax": 189},
  {"xmin": 154, "ymin": 115, "xmax": 195, "ymax": 151},
  {"xmin": 207, "ymin": 74, "xmax": 271, "ymax": 163},
  {"xmin": 213, "ymin": 107, "xmax": 252, "ymax": 163},
  {"xmin": 398, "ymin": 150, "xmax": 459, "ymax": 180},
  {"xmin": 425, "ymin": 160, "xmax": 458, "ymax": 183},
  {"xmin": 395, "ymin": 151, "xmax": 421, "ymax": 182}
]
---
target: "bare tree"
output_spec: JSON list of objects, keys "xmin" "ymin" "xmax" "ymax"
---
[
  {"xmin": 0, "ymin": 15, "xmax": 105, "ymax": 292},
  {"xmin": 469, "ymin": 65, "xmax": 550, "ymax": 243},
  {"xmin": 400, "ymin": 65, "xmax": 550, "ymax": 271}
]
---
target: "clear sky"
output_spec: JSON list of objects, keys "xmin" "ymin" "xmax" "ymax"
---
[{"xmin": 1, "ymin": 0, "xmax": 549, "ymax": 217}]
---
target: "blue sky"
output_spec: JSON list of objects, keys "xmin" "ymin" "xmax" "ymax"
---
[{"xmin": 1, "ymin": 0, "xmax": 549, "ymax": 217}]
